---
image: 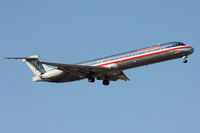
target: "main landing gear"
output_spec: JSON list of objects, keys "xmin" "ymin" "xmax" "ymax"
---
[
  {"xmin": 183, "ymin": 56, "xmax": 188, "ymax": 63},
  {"xmin": 88, "ymin": 77, "xmax": 110, "ymax": 86},
  {"xmin": 88, "ymin": 77, "xmax": 95, "ymax": 83},
  {"xmin": 103, "ymin": 80, "xmax": 110, "ymax": 86}
]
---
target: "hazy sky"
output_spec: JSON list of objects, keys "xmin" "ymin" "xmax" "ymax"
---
[{"xmin": 0, "ymin": 0, "xmax": 200, "ymax": 133}]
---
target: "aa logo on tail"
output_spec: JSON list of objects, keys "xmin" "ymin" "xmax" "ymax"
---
[{"xmin": 31, "ymin": 61, "xmax": 45, "ymax": 74}]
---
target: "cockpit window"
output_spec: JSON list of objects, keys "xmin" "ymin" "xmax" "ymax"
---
[{"xmin": 176, "ymin": 42, "xmax": 185, "ymax": 46}]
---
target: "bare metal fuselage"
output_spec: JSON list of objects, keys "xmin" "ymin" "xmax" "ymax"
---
[{"xmin": 37, "ymin": 42, "xmax": 194, "ymax": 83}]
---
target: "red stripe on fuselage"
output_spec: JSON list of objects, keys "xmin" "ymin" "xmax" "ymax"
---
[{"xmin": 97, "ymin": 46, "xmax": 191, "ymax": 66}]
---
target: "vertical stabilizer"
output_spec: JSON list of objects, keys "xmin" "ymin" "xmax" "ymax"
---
[{"xmin": 22, "ymin": 55, "xmax": 52, "ymax": 76}]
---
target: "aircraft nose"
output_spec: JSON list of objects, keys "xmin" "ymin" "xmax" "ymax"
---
[{"xmin": 189, "ymin": 47, "xmax": 194, "ymax": 54}]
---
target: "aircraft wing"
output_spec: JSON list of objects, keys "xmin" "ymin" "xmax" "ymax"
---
[
  {"xmin": 40, "ymin": 61, "xmax": 130, "ymax": 81},
  {"xmin": 40, "ymin": 61, "xmax": 112, "ymax": 72}
]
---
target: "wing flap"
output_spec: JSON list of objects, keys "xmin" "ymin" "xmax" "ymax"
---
[{"xmin": 117, "ymin": 72, "xmax": 130, "ymax": 81}]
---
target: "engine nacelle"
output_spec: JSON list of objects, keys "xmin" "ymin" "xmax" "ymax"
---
[
  {"xmin": 40, "ymin": 69, "xmax": 65, "ymax": 80},
  {"xmin": 32, "ymin": 76, "xmax": 43, "ymax": 82}
]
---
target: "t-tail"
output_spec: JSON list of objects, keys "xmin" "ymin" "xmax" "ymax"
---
[
  {"xmin": 22, "ymin": 55, "xmax": 52, "ymax": 76},
  {"xmin": 2, "ymin": 55, "xmax": 53, "ymax": 82}
]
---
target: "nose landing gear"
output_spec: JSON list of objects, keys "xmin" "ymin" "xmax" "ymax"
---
[{"xmin": 183, "ymin": 56, "xmax": 188, "ymax": 63}]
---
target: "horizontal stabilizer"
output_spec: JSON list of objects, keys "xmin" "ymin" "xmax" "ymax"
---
[
  {"xmin": 2, "ymin": 57, "xmax": 38, "ymax": 61},
  {"xmin": 1, "ymin": 55, "xmax": 53, "ymax": 76}
]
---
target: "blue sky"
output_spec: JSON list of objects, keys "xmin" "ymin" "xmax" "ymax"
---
[{"xmin": 0, "ymin": 0, "xmax": 200, "ymax": 133}]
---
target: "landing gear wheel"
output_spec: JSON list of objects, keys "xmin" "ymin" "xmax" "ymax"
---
[
  {"xmin": 183, "ymin": 59, "xmax": 188, "ymax": 63},
  {"xmin": 183, "ymin": 56, "xmax": 188, "ymax": 63},
  {"xmin": 88, "ymin": 77, "xmax": 95, "ymax": 83},
  {"xmin": 103, "ymin": 80, "xmax": 110, "ymax": 86}
]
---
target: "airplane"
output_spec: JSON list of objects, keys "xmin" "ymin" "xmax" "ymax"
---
[{"xmin": 2, "ymin": 42, "xmax": 194, "ymax": 86}]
